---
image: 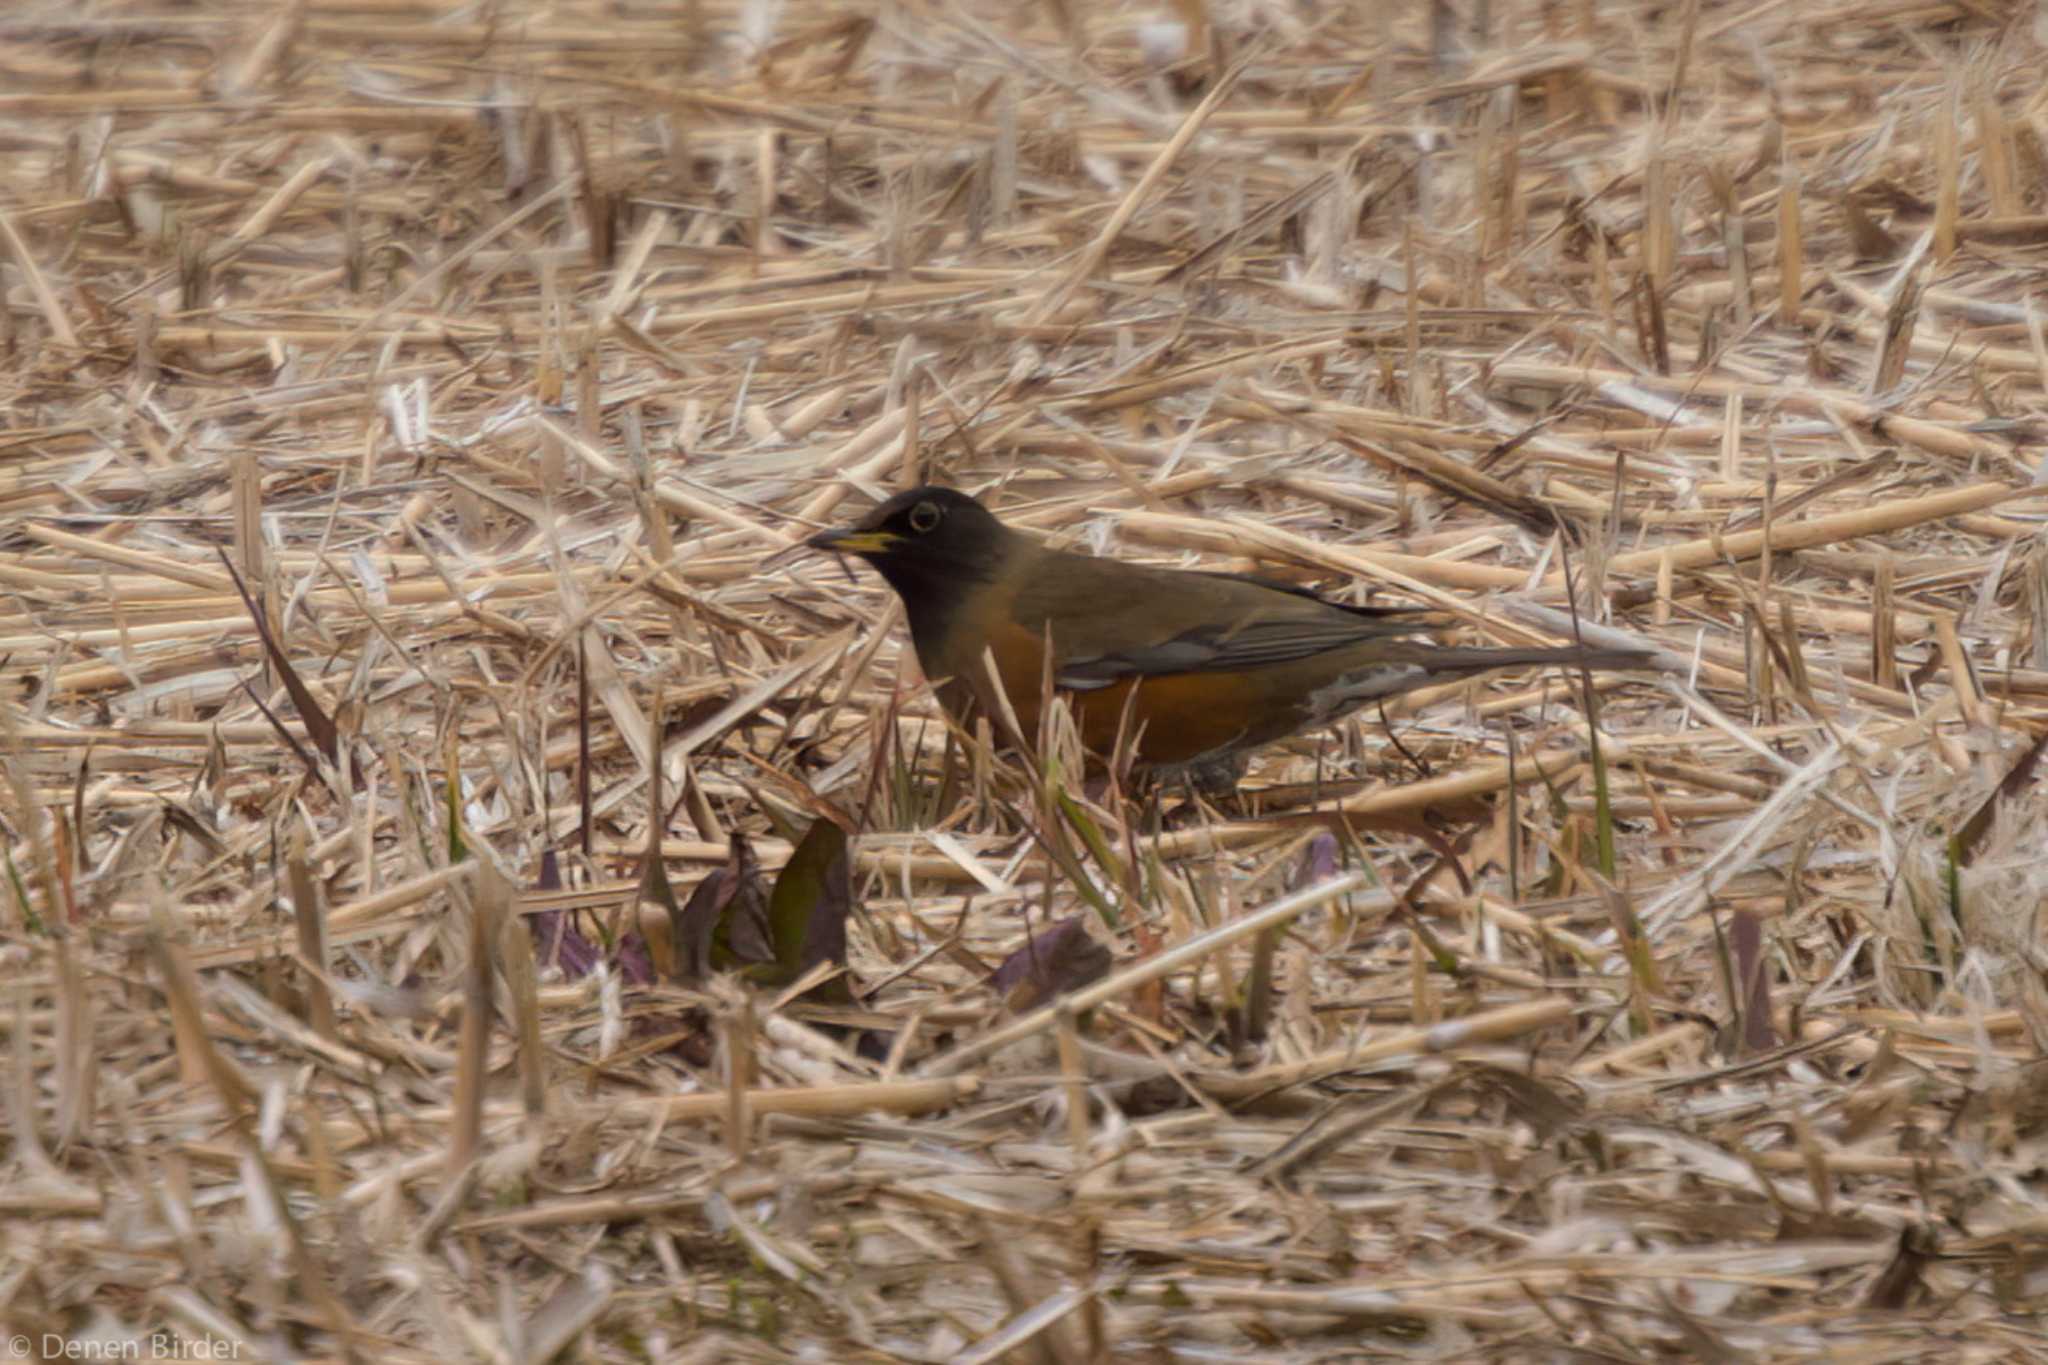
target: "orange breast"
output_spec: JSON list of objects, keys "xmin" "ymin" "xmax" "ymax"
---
[
  {"xmin": 945, "ymin": 622, "xmax": 1278, "ymax": 767},
  {"xmin": 1069, "ymin": 670, "xmax": 1273, "ymax": 765}
]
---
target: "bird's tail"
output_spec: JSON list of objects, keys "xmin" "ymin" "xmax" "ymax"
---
[
  {"xmin": 1423, "ymin": 645, "xmax": 1652, "ymax": 675},
  {"xmin": 1335, "ymin": 644, "xmax": 1654, "ymax": 703}
]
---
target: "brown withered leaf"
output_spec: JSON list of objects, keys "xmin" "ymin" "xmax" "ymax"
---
[
  {"xmin": 217, "ymin": 548, "xmax": 345, "ymax": 779},
  {"xmin": 989, "ymin": 917, "xmax": 1112, "ymax": 1012},
  {"xmin": 528, "ymin": 850, "xmax": 605, "ymax": 980},
  {"xmin": 671, "ymin": 836, "xmax": 771, "ymax": 981},
  {"xmin": 1864, "ymin": 1225, "xmax": 1937, "ymax": 1309},
  {"xmin": 1843, "ymin": 193, "xmax": 1900, "ymax": 261},
  {"xmin": 1730, "ymin": 907, "xmax": 1777, "ymax": 1055}
]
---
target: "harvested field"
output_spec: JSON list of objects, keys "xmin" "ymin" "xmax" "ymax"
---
[{"xmin": 6, "ymin": 0, "xmax": 2048, "ymax": 1359}]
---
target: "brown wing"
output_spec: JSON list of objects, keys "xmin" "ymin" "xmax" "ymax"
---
[{"xmin": 1007, "ymin": 552, "xmax": 1425, "ymax": 690}]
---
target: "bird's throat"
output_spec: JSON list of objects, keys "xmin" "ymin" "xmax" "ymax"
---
[{"xmin": 871, "ymin": 553, "xmax": 991, "ymax": 677}]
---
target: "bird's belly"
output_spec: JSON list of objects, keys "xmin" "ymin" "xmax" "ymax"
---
[
  {"xmin": 1069, "ymin": 671, "xmax": 1280, "ymax": 766},
  {"xmin": 928, "ymin": 623, "xmax": 1399, "ymax": 768},
  {"xmin": 924, "ymin": 641, "xmax": 1282, "ymax": 766}
]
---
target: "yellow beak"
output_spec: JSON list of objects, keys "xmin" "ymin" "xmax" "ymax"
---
[{"xmin": 807, "ymin": 529, "xmax": 899, "ymax": 555}]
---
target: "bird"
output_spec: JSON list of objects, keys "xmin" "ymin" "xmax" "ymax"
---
[{"xmin": 808, "ymin": 485, "xmax": 1647, "ymax": 777}]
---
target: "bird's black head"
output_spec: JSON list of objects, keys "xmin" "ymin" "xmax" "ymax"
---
[
  {"xmin": 806, "ymin": 486, "xmax": 1010, "ymax": 640},
  {"xmin": 806, "ymin": 486, "xmax": 1004, "ymax": 572}
]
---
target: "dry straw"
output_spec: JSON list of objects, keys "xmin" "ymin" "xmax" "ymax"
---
[{"xmin": 5, "ymin": 1, "xmax": 2048, "ymax": 1359}]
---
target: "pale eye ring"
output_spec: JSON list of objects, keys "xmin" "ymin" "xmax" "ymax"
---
[{"xmin": 907, "ymin": 500, "xmax": 941, "ymax": 533}]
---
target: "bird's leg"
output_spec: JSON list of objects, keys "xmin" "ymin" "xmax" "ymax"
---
[
  {"xmin": 1375, "ymin": 699, "xmax": 1432, "ymax": 779},
  {"xmin": 1185, "ymin": 753, "xmax": 1250, "ymax": 800},
  {"xmin": 1126, "ymin": 753, "xmax": 1251, "ymax": 828}
]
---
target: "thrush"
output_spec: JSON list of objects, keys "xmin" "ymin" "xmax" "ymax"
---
[{"xmin": 809, "ymin": 486, "xmax": 1645, "ymax": 775}]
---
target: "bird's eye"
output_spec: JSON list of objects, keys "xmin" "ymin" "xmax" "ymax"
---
[{"xmin": 907, "ymin": 500, "xmax": 942, "ymax": 533}]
